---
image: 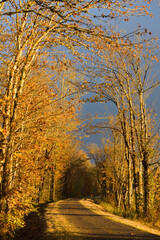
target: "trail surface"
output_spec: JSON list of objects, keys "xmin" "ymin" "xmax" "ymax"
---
[{"xmin": 16, "ymin": 198, "xmax": 160, "ymax": 240}]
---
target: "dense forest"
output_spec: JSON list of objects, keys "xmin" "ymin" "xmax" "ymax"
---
[{"xmin": 0, "ymin": 0, "xmax": 160, "ymax": 238}]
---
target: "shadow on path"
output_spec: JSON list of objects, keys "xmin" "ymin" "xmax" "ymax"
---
[{"xmin": 14, "ymin": 203, "xmax": 48, "ymax": 240}]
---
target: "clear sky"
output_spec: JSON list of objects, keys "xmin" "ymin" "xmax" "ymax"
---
[{"xmin": 82, "ymin": 1, "xmax": 160, "ymax": 147}]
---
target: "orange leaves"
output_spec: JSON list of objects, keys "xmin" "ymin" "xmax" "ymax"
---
[
  {"xmin": 152, "ymin": 55, "xmax": 159, "ymax": 62},
  {"xmin": 124, "ymin": 18, "xmax": 129, "ymax": 22},
  {"xmin": 7, "ymin": 56, "xmax": 83, "ymax": 204}
]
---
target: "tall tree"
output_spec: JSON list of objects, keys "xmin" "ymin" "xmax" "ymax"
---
[{"xmin": 79, "ymin": 37, "xmax": 159, "ymax": 215}]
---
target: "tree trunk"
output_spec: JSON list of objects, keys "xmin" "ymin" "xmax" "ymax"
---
[
  {"xmin": 143, "ymin": 151, "xmax": 149, "ymax": 216},
  {"xmin": 49, "ymin": 168, "xmax": 54, "ymax": 202},
  {"xmin": 127, "ymin": 154, "xmax": 132, "ymax": 209}
]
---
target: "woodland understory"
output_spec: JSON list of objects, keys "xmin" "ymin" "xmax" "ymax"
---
[{"xmin": 0, "ymin": 0, "xmax": 160, "ymax": 238}]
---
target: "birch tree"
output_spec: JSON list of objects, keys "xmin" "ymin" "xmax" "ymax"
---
[{"xmin": 80, "ymin": 37, "xmax": 159, "ymax": 215}]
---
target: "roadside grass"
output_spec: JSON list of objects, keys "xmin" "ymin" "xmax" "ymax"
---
[
  {"xmin": 93, "ymin": 198, "xmax": 160, "ymax": 230},
  {"xmin": 100, "ymin": 201, "xmax": 137, "ymax": 220}
]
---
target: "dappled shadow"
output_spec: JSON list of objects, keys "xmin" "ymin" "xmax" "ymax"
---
[{"xmin": 14, "ymin": 203, "xmax": 48, "ymax": 240}]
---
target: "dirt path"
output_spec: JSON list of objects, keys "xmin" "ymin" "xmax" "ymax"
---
[{"xmin": 15, "ymin": 199, "xmax": 160, "ymax": 240}]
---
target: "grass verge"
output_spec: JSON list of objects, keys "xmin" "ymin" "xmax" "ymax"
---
[{"xmin": 93, "ymin": 198, "xmax": 160, "ymax": 231}]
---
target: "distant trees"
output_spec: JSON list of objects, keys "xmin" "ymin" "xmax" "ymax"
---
[
  {"xmin": 63, "ymin": 149, "xmax": 99, "ymax": 198},
  {"xmin": 88, "ymin": 131, "xmax": 128, "ymax": 210}
]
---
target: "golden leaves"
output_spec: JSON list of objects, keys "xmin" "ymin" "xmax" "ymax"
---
[{"xmin": 152, "ymin": 55, "xmax": 159, "ymax": 62}]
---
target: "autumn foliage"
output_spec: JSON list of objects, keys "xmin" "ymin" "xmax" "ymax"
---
[
  {"xmin": 86, "ymin": 38, "xmax": 160, "ymax": 223},
  {"xmin": 0, "ymin": 0, "xmax": 159, "ymax": 238}
]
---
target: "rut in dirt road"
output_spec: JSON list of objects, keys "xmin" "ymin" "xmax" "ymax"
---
[{"xmin": 44, "ymin": 198, "xmax": 160, "ymax": 240}]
